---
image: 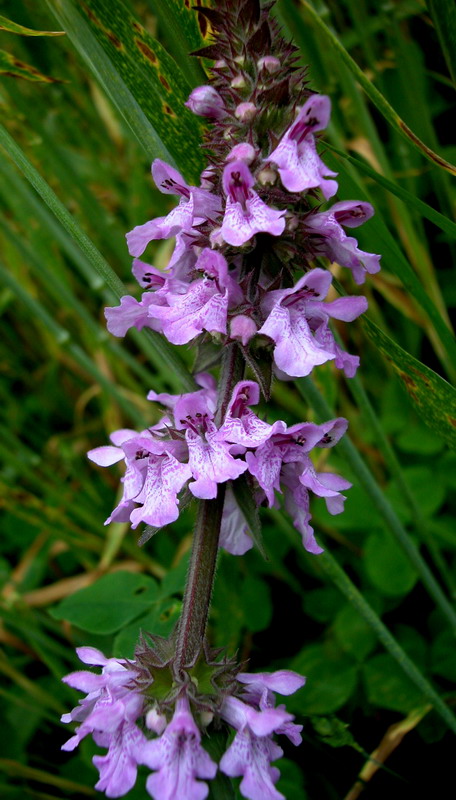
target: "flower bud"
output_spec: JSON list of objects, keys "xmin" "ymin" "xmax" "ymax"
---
[
  {"xmin": 230, "ymin": 75, "xmax": 247, "ymax": 89},
  {"xmin": 185, "ymin": 85, "xmax": 226, "ymax": 120},
  {"xmin": 145, "ymin": 707, "xmax": 167, "ymax": 734},
  {"xmin": 230, "ymin": 315, "xmax": 257, "ymax": 346},
  {"xmin": 235, "ymin": 102, "xmax": 257, "ymax": 123},
  {"xmin": 227, "ymin": 142, "xmax": 256, "ymax": 164},
  {"xmin": 257, "ymin": 56, "xmax": 281, "ymax": 74},
  {"xmin": 200, "ymin": 166, "xmax": 217, "ymax": 190},
  {"xmin": 257, "ymin": 166, "xmax": 277, "ymax": 186}
]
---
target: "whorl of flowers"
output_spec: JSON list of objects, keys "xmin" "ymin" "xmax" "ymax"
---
[{"xmin": 62, "ymin": 2, "xmax": 381, "ymax": 799}]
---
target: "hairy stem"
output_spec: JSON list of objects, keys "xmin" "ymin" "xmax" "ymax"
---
[{"xmin": 175, "ymin": 344, "xmax": 245, "ymax": 668}]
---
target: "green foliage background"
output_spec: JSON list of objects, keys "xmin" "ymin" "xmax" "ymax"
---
[{"xmin": 0, "ymin": 0, "xmax": 455, "ymax": 798}]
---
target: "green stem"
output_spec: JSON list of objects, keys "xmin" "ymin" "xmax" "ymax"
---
[{"xmin": 297, "ymin": 377, "xmax": 456, "ymax": 635}]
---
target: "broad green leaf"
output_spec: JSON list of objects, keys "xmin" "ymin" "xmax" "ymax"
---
[
  {"xmin": 363, "ymin": 318, "xmax": 456, "ymax": 449},
  {"xmin": 290, "ymin": 643, "xmax": 358, "ymax": 715},
  {"xmin": 276, "ymin": 759, "xmax": 307, "ymax": 798},
  {"xmin": 364, "ymin": 654, "xmax": 428, "ymax": 713},
  {"xmin": 333, "ymin": 604, "xmax": 377, "ymax": 661},
  {"xmin": 113, "ymin": 599, "xmax": 181, "ymax": 658},
  {"xmin": 241, "ymin": 578, "xmax": 272, "ymax": 633},
  {"xmin": 385, "ymin": 467, "xmax": 447, "ymax": 525},
  {"xmin": 0, "ymin": 14, "xmax": 64, "ymax": 36},
  {"xmin": 47, "ymin": 0, "xmax": 205, "ymax": 182},
  {"xmin": 428, "ymin": 0, "xmax": 456, "ymax": 87},
  {"xmin": 299, "ymin": 0, "xmax": 456, "ymax": 175},
  {"xmin": 364, "ymin": 532, "xmax": 418, "ymax": 597},
  {"xmin": 0, "ymin": 49, "xmax": 63, "ymax": 82},
  {"xmin": 50, "ymin": 571, "xmax": 160, "ymax": 633}
]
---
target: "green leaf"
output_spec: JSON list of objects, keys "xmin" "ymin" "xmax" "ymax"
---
[
  {"xmin": 290, "ymin": 643, "xmax": 359, "ymax": 714},
  {"xmin": 333, "ymin": 604, "xmax": 377, "ymax": 661},
  {"xmin": 0, "ymin": 49, "xmax": 63, "ymax": 82},
  {"xmin": 0, "ymin": 14, "xmax": 64, "ymax": 36},
  {"xmin": 241, "ymin": 578, "xmax": 272, "ymax": 633},
  {"xmin": 148, "ymin": 0, "xmax": 207, "ymax": 87},
  {"xmin": 365, "ymin": 532, "xmax": 418, "ymax": 597},
  {"xmin": 385, "ymin": 467, "xmax": 446, "ymax": 525},
  {"xmin": 364, "ymin": 653, "xmax": 428, "ymax": 713},
  {"xmin": 299, "ymin": 0, "xmax": 456, "ymax": 175},
  {"xmin": 431, "ymin": 630, "xmax": 456, "ymax": 682},
  {"xmin": 363, "ymin": 318, "xmax": 456, "ymax": 449},
  {"xmin": 428, "ymin": 0, "xmax": 456, "ymax": 87},
  {"xmin": 47, "ymin": 0, "xmax": 205, "ymax": 181},
  {"xmin": 276, "ymin": 759, "xmax": 307, "ymax": 798},
  {"xmin": 50, "ymin": 571, "xmax": 160, "ymax": 633},
  {"xmin": 113, "ymin": 599, "xmax": 181, "ymax": 658}
]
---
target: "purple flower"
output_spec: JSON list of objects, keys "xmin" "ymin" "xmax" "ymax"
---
[
  {"xmin": 185, "ymin": 85, "xmax": 226, "ymax": 119},
  {"xmin": 61, "ymin": 648, "xmax": 146, "ymax": 797},
  {"xmin": 220, "ymin": 486, "xmax": 254, "ymax": 555},
  {"xmin": 306, "ymin": 201, "xmax": 381, "ymax": 284},
  {"xmin": 126, "ymin": 161, "xmax": 221, "ymax": 258},
  {"xmin": 221, "ymin": 160, "xmax": 286, "ymax": 246},
  {"xmin": 139, "ymin": 696, "xmax": 217, "ymax": 800},
  {"xmin": 104, "ymin": 292, "xmax": 166, "ymax": 337},
  {"xmin": 150, "ymin": 249, "xmax": 243, "ymax": 345},
  {"xmin": 217, "ymin": 380, "xmax": 286, "ymax": 447},
  {"xmin": 268, "ymin": 95, "xmax": 338, "ymax": 199},
  {"xmin": 246, "ymin": 417, "xmax": 349, "ymax": 553},
  {"xmin": 257, "ymin": 268, "xmax": 368, "ymax": 377},
  {"xmin": 220, "ymin": 729, "xmax": 284, "ymax": 800}
]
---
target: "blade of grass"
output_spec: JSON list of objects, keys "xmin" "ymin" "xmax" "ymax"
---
[
  {"xmin": 298, "ymin": 0, "xmax": 456, "ymax": 175},
  {"xmin": 297, "ymin": 376, "xmax": 456, "ymax": 636},
  {"xmin": 0, "ymin": 122, "xmax": 196, "ymax": 391}
]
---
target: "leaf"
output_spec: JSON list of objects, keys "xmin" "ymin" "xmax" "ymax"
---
[
  {"xmin": 289, "ymin": 643, "xmax": 359, "ymax": 715},
  {"xmin": 0, "ymin": 49, "xmax": 63, "ymax": 82},
  {"xmin": 241, "ymin": 578, "xmax": 272, "ymax": 632},
  {"xmin": 364, "ymin": 532, "xmax": 418, "ymax": 597},
  {"xmin": 333, "ymin": 604, "xmax": 377, "ymax": 661},
  {"xmin": 0, "ymin": 14, "xmax": 64, "ymax": 36},
  {"xmin": 428, "ymin": 0, "xmax": 456, "ymax": 87},
  {"xmin": 299, "ymin": 0, "xmax": 456, "ymax": 175},
  {"xmin": 363, "ymin": 318, "xmax": 456, "ymax": 449},
  {"xmin": 324, "ymin": 141, "xmax": 456, "ymax": 240},
  {"xmin": 113, "ymin": 599, "xmax": 181, "ymax": 658},
  {"xmin": 50, "ymin": 571, "xmax": 160, "ymax": 633},
  {"xmin": 47, "ymin": 0, "xmax": 205, "ymax": 182},
  {"xmin": 363, "ymin": 654, "xmax": 428, "ymax": 713},
  {"xmin": 148, "ymin": 0, "xmax": 207, "ymax": 87}
]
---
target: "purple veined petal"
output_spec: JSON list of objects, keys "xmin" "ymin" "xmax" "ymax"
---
[
  {"xmin": 152, "ymin": 160, "xmax": 191, "ymax": 197},
  {"xmin": 330, "ymin": 200, "xmax": 375, "ymax": 228},
  {"xmin": 237, "ymin": 670, "xmax": 306, "ymax": 696},
  {"xmin": 62, "ymin": 670, "xmax": 105, "ymax": 693},
  {"xmin": 132, "ymin": 259, "xmax": 167, "ymax": 290},
  {"xmin": 187, "ymin": 422, "xmax": 248, "ymax": 500},
  {"xmin": 219, "ymin": 487, "xmax": 254, "ymax": 556},
  {"xmin": 220, "ymin": 729, "xmax": 284, "ymax": 800},
  {"xmin": 105, "ymin": 500, "xmax": 137, "ymax": 525},
  {"xmin": 245, "ymin": 442, "xmax": 283, "ymax": 508},
  {"xmin": 291, "ymin": 94, "xmax": 332, "ymax": 137},
  {"xmin": 323, "ymin": 295, "xmax": 368, "ymax": 322},
  {"xmin": 230, "ymin": 314, "xmax": 258, "ymax": 345},
  {"xmin": 195, "ymin": 372, "xmax": 217, "ymax": 392},
  {"xmin": 140, "ymin": 697, "xmax": 217, "ymax": 800},
  {"xmin": 258, "ymin": 301, "xmax": 333, "ymax": 378},
  {"xmin": 218, "ymin": 381, "xmax": 287, "ymax": 447},
  {"xmin": 88, "ymin": 446, "xmax": 124, "ymax": 467},
  {"xmin": 221, "ymin": 696, "xmax": 292, "ymax": 738},
  {"xmin": 109, "ymin": 429, "xmax": 140, "ymax": 447},
  {"xmin": 93, "ymin": 722, "xmax": 147, "ymax": 799},
  {"xmin": 281, "ymin": 463, "xmax": 323, "ymax": 554},
  {"xmin": 129, "ymin": 454, "xmax": 192, "ymax": 529},
  {"xmin": 126, "ymin": 197, "xmax": 195, "ymax": 258},
  {"xmin": 308, "ymin": 316, "xmax": 361, "ymax": 378},
  {"xmin": 76, "ymin": 646, "xmax": 111, "ymax": 667},
  {"xmin": 153, "ymin": 281, "xmax": 229, "ymax": 345},
  {"xmin": 104, "ymin": 293, "xmax": 164, "ymax": 338},
  {"xmin": 260, "ymin": 268, "xmax": 333, "ymax": 317},
  {"xmin": 221, "ymin": 192, "xmax": 286, "ymax": 247},
  {"xmin": 269, "ymin": 134, "xmax": 338, "ymax": 198}
]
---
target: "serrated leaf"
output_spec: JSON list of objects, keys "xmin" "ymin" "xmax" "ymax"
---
[
  {"xmin": 0, "ymin": 49, "xmax": 63, "ymax": 82},
  {"xmin": 48, "ymin": 0, "xmax": 205, "ymax": 181},
  {"xmin": 363, "ymin": 318, "xmax": 456, "ymax": 449},
  {"xmin": 50, "ymin": 571, "xmax": 159, "ymax": 633},
  {"xmin": 0, "ymin": 14, "xmax": 64, "ymax": 36}
]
